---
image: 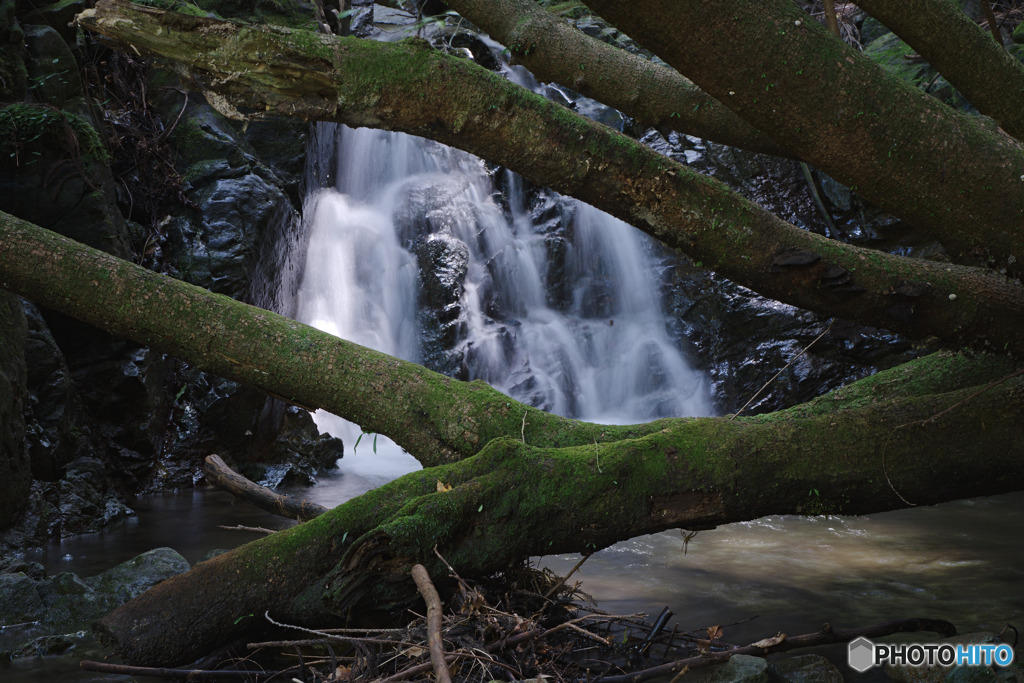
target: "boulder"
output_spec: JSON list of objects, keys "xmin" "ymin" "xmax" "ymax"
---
[
  {"xmin": 708, "ymin": 654, "xmax": 770, "ymax": 683},
  {"xmin": 768, "ymin": 653, "xmax": 843, "ymax": 682}
]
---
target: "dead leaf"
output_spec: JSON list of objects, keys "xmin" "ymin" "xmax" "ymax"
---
[
  {"xmin": 706, "ymin": 625, "xmax": 724, "ymax": 641},
  {"xmin": 750, "ymin": 632, "xmax": 787, "ymax": 649},
  {"xmin": 436, "ymin": 480, "xmax": 452, "ymax": 492},
  {"xmin": 401, "ymin": 645, "xmax": 427, "ymax": 658}
]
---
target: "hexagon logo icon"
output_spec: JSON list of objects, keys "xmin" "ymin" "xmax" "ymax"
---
[{"xmin": 848, "ymin": 636, "xmax": 875, "ymax": 673}]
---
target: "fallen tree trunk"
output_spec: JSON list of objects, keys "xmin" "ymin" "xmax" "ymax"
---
[
  {"xmin": 90, "ymin": 347, "xmax": 1024, "ymax": 666},
  {"xmin": 1, "ymin": 213, "xmax": 1021, "ymax": 665},
  {"xmin": 855, "ymin": 0, "xmax": 1024, "ymax": 141},
  {"xmin": 72, "ymin": 1, "xmax": 1024, "ymax": 356}
]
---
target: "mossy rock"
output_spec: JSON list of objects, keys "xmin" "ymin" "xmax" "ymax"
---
[
  {"xmin": 21, "ymin": 0, "xmax": 87, "ymax": 42},
  {"xmin": 708, "ymin": 654, "xmax": 770, "ymax": 682}
]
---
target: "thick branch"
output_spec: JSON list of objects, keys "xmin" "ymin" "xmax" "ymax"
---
[
  {"xmin": 0, "ymin": 212, "xmax": 657, "ymax": 465},
  {"xmin": 441, "ymin": 0, "xmax": 791, "ymax": 156},
  {"xmin": 93, "ymin": 348, "xmax": 1024, "ymax": 666},
  {"xmin": 583, "ymin": 0, "xmax": 1024, "ymax": 274},
  {"xmin": 73, "ymin": 2, "xmax": 1024, "ymax": 355},
  {"xmin": 855, "ymin": 0, "xmax": 1024, "ymax": 141},
  {"xmin": 204, "ymin": 454, "xmax": 328, "ymax": 522}
]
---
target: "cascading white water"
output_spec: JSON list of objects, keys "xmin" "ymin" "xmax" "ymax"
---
[{"xmin": 293, "ymin": 121, "xmax": 711, "ymax": 494}]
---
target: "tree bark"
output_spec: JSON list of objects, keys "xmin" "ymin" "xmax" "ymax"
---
[
  {"xmin": 204, "ymin": 454, "xmax": 328, "ymax": 522},
  {"xmin": 582, "ymin": 0, "xmax": 1024, "ymax": 275},
  {"xmin": 440, "ymin": 0, "xmax": 791, "ymax": 157},
  {"xmin": 855, "ymin": 0, "xmax": 1024, "ymax": 141},
  {"xmin": 1, "ymin": 211, "xmax": 1022, "ymax": 666},
  {"xmin": 73, "ymin": 2, "xmax": 1024, "ymax": 356}
]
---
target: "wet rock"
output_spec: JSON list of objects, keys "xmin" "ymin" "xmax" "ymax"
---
[
  {"xmin": 708, "ymin": 654, "xmax": 770, "ymax": 682},
  {"xmin": 22, "ymin": 301, "xmax": 102, "ymax": 482},
  {"xmin": 0, "ymin": 572, "xmax": 45, "ymax": 625},
  {"xmin": 0, "ymin": 457, "xmax": 133, "ymax": 548},
  {"xmin": 2, "ymin": 631, "xmax": 85, "ymax": 658},
  {"xmin": 439, "ymin": 31, "xmax": 500, "ymax": 71},
  {"xmin": 193, "ymin": 173, "xmax": 296, "ymax": 301},
  {"xmin": 392, "ymin": 173, "xmax": 474, "ymax": 248},
  {"xmin": 768, "ymin": 654, "xmax": 843, "ymax": 682},
  {"xmin": 417, "ymin": 233, "xmax": 470, "ymax": 376},
  {"xmin": 85, "ymin": 547, "xmax": 190, "ymax": 603},
  {"xmin": 241, "ymin": 118, "xmax": 309, "ymax": 205},
  {"xmin": 238, "ymin": 404, "xmax": 343, "ymax": 487}
]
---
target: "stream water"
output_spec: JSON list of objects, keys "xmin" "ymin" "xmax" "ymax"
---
[{"xmin": 11, "ymin": 488, "xmax": 1023, "ymax": 681}]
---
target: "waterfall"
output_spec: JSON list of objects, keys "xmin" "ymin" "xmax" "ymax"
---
[{"xmin": 292, "ymin": 101, "xmax": 711, "ymax": 488}]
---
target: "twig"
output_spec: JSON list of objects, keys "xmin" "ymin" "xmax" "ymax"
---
[
  {"xmin": 218, "ymin": 524, "xmax": 277, "ymax": 535},
  {"xmin": 730, "ymin": 320, "xmax": 834, "ymax": 420},
  {"xmin": 261, "ymin": 611, "xmax": 416, "ymax": 648},
  {"xmin": 981, "ymin": 0, "xmax": 1003, "ymax": 44},
  {"xmin": 521, "ymin": 411, "xmax": 528, "ymax": 443},
  {"xmin": 823, "ymin": 0, "xmax": 839, "ymax": 36},
  {"xmin": 80, "ymin": 660, "xmax": 274, "ymax": 679},
  {"xmin": 563, "ymin": 621, "xmax": 612, "ymax": 645},
  {"xmin": 411, "ymin": 564, "xmax": 452, "ymax": 683},
  {"xmin": 881, "ymin": 368, "xmax": 1024, "ymax": 506},
  {"xmin": 542, "ymin": 552, "xmax": 593, "ymax": 600}
]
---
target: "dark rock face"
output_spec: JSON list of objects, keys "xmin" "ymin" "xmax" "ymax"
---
[
  {"xmin": 416, "ymin": 233, "xmax": 470, "ymax": 376},
  {"xmin": 0, "ymin": 457, "xmax": 133, "ymax": 548},
  {"xmin": 0, "ymin": 292, "xmax": 30, "ymax": 529},
  {"xmin": 0, "ymin": 3, "xmax": 336, "ymax": 544},
  {"xmin": 0, "ymin": 103, "xmax": 132, "ymax": 258},
  {"xmin": 21, "ymin": 302, "xmax": 102, "ymax": 482}
]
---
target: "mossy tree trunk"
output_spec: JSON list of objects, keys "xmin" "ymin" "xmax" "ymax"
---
[
  {"xmin": 75, "ymin": 1, "xmax": 1024, "ymax": 357},
  {"xmin": 854, "ymin": 0, "xmax": 1024, "ymax": 141},
  {"xmin": 2, "ymin": 212, "xmax": 1022, "ymax": 666},
  {"xmin": 583, "ymin": 0, "xmax": 1024, "ymax": 275},
  {"xmin": 440, "ymin": 0, "xmax": 790, "ymax": 156}
]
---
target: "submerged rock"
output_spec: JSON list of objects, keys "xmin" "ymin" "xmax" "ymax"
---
[{"xmin": 768, "ymin": 654, "xmax": 843, "ymax": 682}]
